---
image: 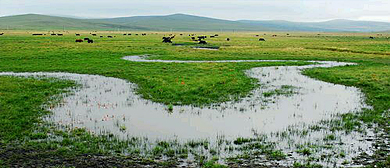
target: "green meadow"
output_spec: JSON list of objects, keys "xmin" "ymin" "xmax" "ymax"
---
[{"xmin": 0, "ymin": 31, "xmax": 389, "ymax": 167}]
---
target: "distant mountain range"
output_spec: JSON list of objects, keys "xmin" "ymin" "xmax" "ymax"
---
[{"xmin": 0, "ymin": 13, "xmax": 389, "ymax": 32}]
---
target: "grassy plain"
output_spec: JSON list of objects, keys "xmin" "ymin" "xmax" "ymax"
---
[{"xmin": 0, "ymin": 30, "xmax": 389, "ymax": 167}]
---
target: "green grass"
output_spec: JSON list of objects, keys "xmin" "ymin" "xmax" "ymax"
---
[{"xmin": 0, "ymin": 31, "xmax": 389, "ymax": 167}]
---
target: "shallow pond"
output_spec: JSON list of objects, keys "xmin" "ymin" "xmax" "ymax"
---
[
  {"xmin": 0, "ymin": 57, "xmax": 374, "ymax": 166},
  {"xmin": 0, "ymin": 57, "xmax": 366, "ymax": 141}
]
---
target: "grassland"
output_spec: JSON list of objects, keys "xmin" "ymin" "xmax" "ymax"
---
[{"xmin": 0, "ymin": 31, "xmax": 389, "ymax": 167}]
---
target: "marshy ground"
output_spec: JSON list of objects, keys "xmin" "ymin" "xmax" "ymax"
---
[{"xmin": 0, "ymin": 31, "xmax": 389, "ymax": 167}]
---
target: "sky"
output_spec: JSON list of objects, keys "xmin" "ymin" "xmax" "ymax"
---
[{"xmin": 1, "ymin": 0, "xmax": 390, "ymax": 22}]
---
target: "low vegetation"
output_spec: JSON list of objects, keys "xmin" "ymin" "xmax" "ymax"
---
[{"xmin": 0, "ymin": 31, "xmax": 389, "ymax": 167}]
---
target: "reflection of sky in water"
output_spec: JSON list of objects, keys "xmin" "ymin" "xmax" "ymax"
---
[{"xmin": 0, "ymin": 58, "xmax": 367, "ymax": 142}]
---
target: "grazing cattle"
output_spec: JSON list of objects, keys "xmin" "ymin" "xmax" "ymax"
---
[
  {"xmin": 92, "ymin": 34, "xmax": 97, "ymax": 36},
  {"xmin": 84, "ymin": 38, "xmax": 90, "ymax": 40},
  {"xmin": 191, "ymin": 37, "xmax": 196, "ymax": 40},
  {"xmin": 210, "ymin": 36, "xmax": 215, "ymax": 38},
  {"xmin": 107, "ymin": 36, "xmax": 113, "ymax": 38},
  {"xmin": 76, "ymin": 34, "xmax": 81, "ymax": 36},
  {"xmin": 123, "ymin": 34, "xmax": 127, "ymax": 35},
  {"xmin": 259, "ymin": 38, "xmax": 266, "ymax": 41},
  {"xmin": 75, "ymin": 39, "xmax": 83, "ymax": 42},
  {"xmin": 256, "ymin": 35, "xmax": 259, "ymax": 37},
  {"xmin": 198, "ymin": 40, "xmax": 207, "ymax": 44},
  {"xmin": 369, "ymin": 36, "xmax": 375, "ymax": 39},
  {"xmin": 32, "ymin": 34, "xmax": 44, "ymax": 36},
  {"xmin": 57, "ymin": 34, "xmax": 63, "ymax": 36},
  {"xmin": 128, "ymin": 34, "xmax": 132, "ymax": 35},
  {"xmin": 0, "ymin": 33, "xmax": 3, "ymax": 35},
  {"xmin": 180, "ymin": 34, "xmax": 183, "ymax": 36},
  {"xmin": 51, "ymin": 34, "xmax": 56, "ymax": 36},
  {"xmin": 135, "ymin": 34, "xmax": 138, "ymax": 36},
  {"xmin": 197, "ymin": 36, "xmax": 207, "ymax": 41},
  {"xmin": 88, "ymin": 39, "xmax": 94, "ymax": 43},
  {"xmin": 100, "ymin": 36, "xmax": 103, "ymax": 38},
  {"xmin": 226, "ymin": 38, "xmax": 230, "ymax": 41},
  {"xmin": 162, "ymin": 36, "xmax": 175, "ymax": 43},
  {"xmin": 142, "ymin": 33, "xmax": 146, "ymax": 36},
  {"xmin": 287, "ymin": 34, "xmax": 290, "ymax": 36},
  {"xmin": 214, "ymin": 34, "xmax": 218, "ymax": 37}
]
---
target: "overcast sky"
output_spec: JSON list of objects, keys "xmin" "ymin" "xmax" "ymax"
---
[{"xmin": 1, "ymin": 0, "xmax": 390, "ymax": 22}]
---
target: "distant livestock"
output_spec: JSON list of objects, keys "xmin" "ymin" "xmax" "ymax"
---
[
  {"xmin": 92, "ymin": 34, "xmax": 97, "ymax": 36},
  {"xmin": 142, "ymin": 33, "xmax": 146, "ymax": 36},
  {"xmin": 226, "ymin": 38, "xmax": 230, "ymax": 41},
  {"xmin": 51, "ymin": 34, "xmax": 56, "ymax": 36},
  {"xmin": 88, "ymin": 39, "xmax": 94, "ymax": 43},
  {"xmin": 84, "ymin": 38, "xmax": 90, "ymax": 40},
  {"xmin": 259, "ymin": 38, "xmax": 266, "ymax": 41},
  {"xmin": 272, "ymin": 35, "xmax": 277, "ymax": 37},
  {"xmin": 75, "ymin": 39, "xmax": 83, "ymax": 42},
  {"xmin": 123, "ymin": 34, "xmax": 127, "ymax": 35},
  {"xmin": 100, "ymin": 36, "xmax": 103, "ymax": 38},
  {"xmin": 162, "ymin": 36, "xmax": 175, "ymax": 43},
  {"xmin": 107, "ymin": 36, "xmax": 113, "ymax": 38},
  {"xmin": 191, "ymin": 37, "xmax": 196, "ymax": 41},
  {"xmin": 32, "ymin": 34, "xmax": 44, "ymax": 36},
  {"xmin": 128, "ymin": 34, "xmax": 132, "ymax": 35},
  {"xmin": 210, "ymin": 36, "xmax": 215, "ymax": 38},
  {"xmin": 0, "ymin": 33, "xmax": 3, "ymax": 35},
  {"xmin": 57, "ymin": 34, "xmax": 63, "ymax": 36},
  {"xmin": 369, "ymin": 36, "xmax": 375, "ymax": 39},
  {"xmin": 198, "ymin": 40, "xmax": 207, "ymax": 44},
  {"xmin": 214, "ymin": 34, "xmax": 218, "ymax": 36},
  {"xmin": 76, "ymin": 34, "xmax": 81, "ymax": 36}
]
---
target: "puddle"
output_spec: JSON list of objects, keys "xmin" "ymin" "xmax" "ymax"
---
[
  {"xmin": 0, "ymin": 57, "xmax": 375, "ymax": 166},
  {"xmin": 193, "ymin": 46, "xmax": 220, "ymax": 50}
]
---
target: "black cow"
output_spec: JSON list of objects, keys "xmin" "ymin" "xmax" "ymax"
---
[
  {"xmin": 256, "ymin": 35, "xmax": 259, "ymax": 37},
  {"xmin": 123, "ymin": 34, "xmax": 127, "ymax": 35},
  {"xmin": 88, "ymin": 39, "xmax": 94, "ymax": 43},
  {"xmin": 32, "ymin": 34, "xmax": 43, "ymax": 36},
  {"xmin": 100, "ymin": 36, "xmax": 103, "ymax": 38},
  {"xmin": 191, "ymin": 37, "xmax": 196, "ymax": 40},
  {"xmin": 92, "ymin": 34, "xmax": 97, "ymax": 36},
  {"xmin": 259, "ymin": 38, "xmax": 266, "ymax": 41},
  {"xmin": 128, "ymin": 34, "xmax": 132, "ymax": 35},
  {"xmin": 198, "ymin": 40, "xmax": 207, "ymax": 44},
  {"xmin": 214, "ymin": 34, "xmax": 218, "ymax": 37},
  {"xmin": 75, "ymin": 39, "xmax": 83, "ymax": 42},
  {"xmin": 369, "ymin": 36, "xmax": 375, "ymax": 39},
  {"xmin": 108, "ymin": 36, "xmax": 113, "ymax": 38},
  {"xmin": 210, "ymin": 36, "xmax": 215, "ymax": 38},
  {"xmin": 76, "ymin": 34, "xmax": 81, "ymax": 36},
  {"xmin": 0, "ymin": 33, "xmax": 4, "ymax": 36},
  {"xmin": 197, "ymin": 36, "xmax": 207, "ymax": 40},
  {"xmin": 84, "ymin": 38, "xmax": 90, "ymax": 40},
  {"xmin": 57, "ymin": 34, "xmax": 63, "ymax": 36},
  {"xmin": 135, "ymin": 34, "xmax": 138, "ymax": 36},
  {"xmin": 162, "ymin": 36, "xmax": 175, "ymax": 43},
  {"xmin": 51, "ymin": 34, "xmax": 56, "ymax": 36},
  {"xmin": 226, "ymin": 38, "xmax": 230, "ymax": 41}
]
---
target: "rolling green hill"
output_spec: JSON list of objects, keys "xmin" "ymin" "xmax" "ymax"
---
[{"xmin": 1, "ymin": 13, "xmax": 389, "ymax": 32}]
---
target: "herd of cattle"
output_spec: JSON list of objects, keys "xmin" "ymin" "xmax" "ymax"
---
[{"xmin": 0, "ymin": 32, "xmax": 385, "ymax": 44}]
